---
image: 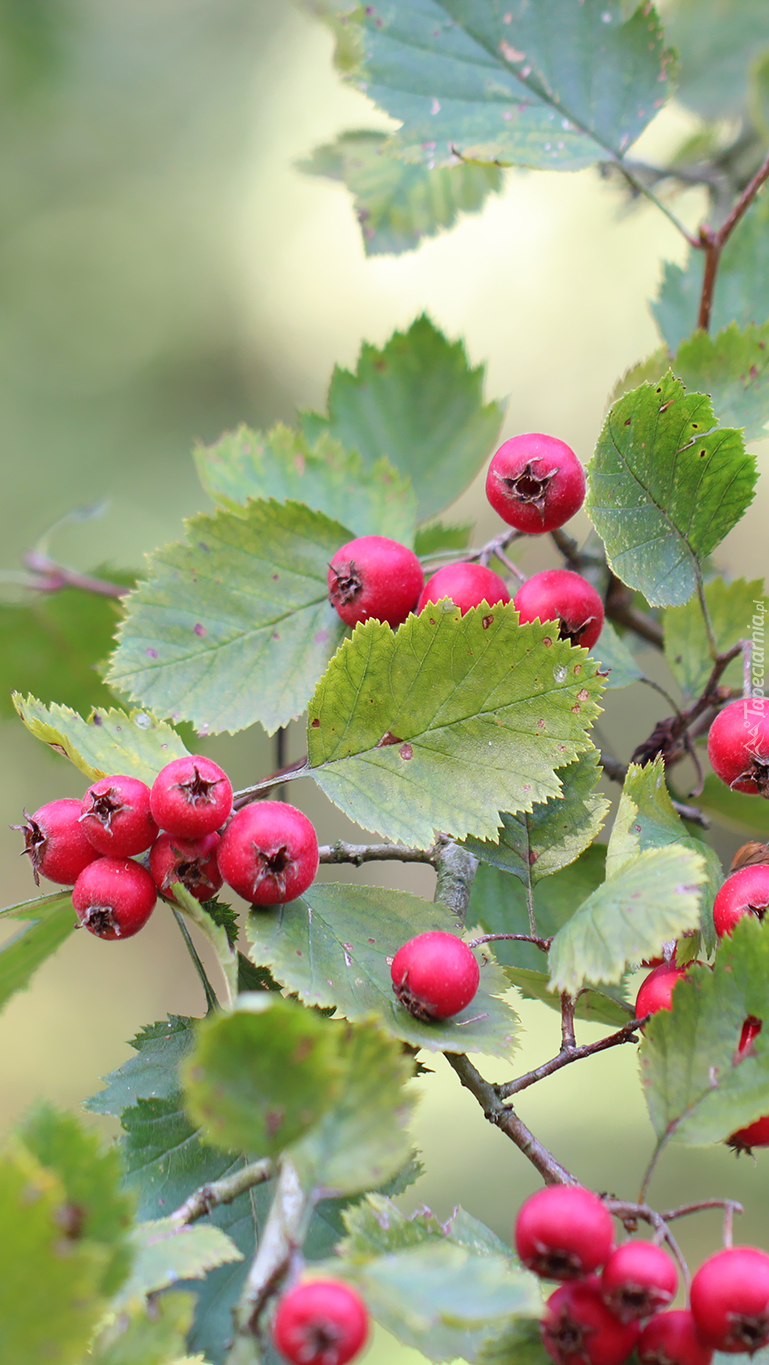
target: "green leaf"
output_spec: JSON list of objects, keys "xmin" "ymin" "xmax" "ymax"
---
[
  {"xmin": 350, "ymin": 0, "xmax": 675, "ymax": 173},
  {"xmin": 697, "ymin": 771, "xmax": 769, "ymax": 837},
  {"xmin": 298, "ymin": 128, "xmax": 503, "ymax": 256},
  {"xmin": 301, "ymin": 316, "xmax": 504, "ymax": 521},
  {"xmin": 246, "ymin": 882, "xmax": 519, "ymax": 1058},
  {"xmin": 592, "ymin": 621, "xmax": 645, "ymax": 689},
  {"xmin": 586, "ymin": 373, "xmax": 757, "ymax": 607},
  {"xmin": 548, "ymin": 843, "xmax": 707, "ymax": 994},
  {"xmin": 0, "ymin": 892, "xmax": 75, "ymax": 1013},
  {"xmin": 664, "ymin": 577, "xmax": 764, "ymax": 701},
  {"xmin": 307, "ymin": 604, "xmax": 604, "ymax": 847},
  {"xmin": 12, "ymin": 693, "xmax": 189, "ymax": 783},
  {"xmin": 87, "ymin": 1291, "xmax": 196, "ymax": 1365},
  {"xmin": 107, "ymin": 500, "xmax": 349, "ymax": 736},
  {"xmin": 413, "ymin": 520, "xmax": 472, "ymax": 558},
  {"xmin": 115, "ymin": 1219, "xmax": 242, "ymax": 1307},
  {"xmin": 478, "ymin": 1318, "xmax": 550, "ymax": 1365},
  {"xmin": 503, "ymin": 965, "xmax": 632, "ymax": 1027},
  {"xmin": 664, "ymin": 0, "xmax": 769, "ymax": 119},
  {"xmin": 341, "ymin": 1192, "xmax": 512, "ymax": 1261},
  {"xmin": 172, "ymin": 885, "xmax": 239, "ymax": 1009},
  {"xmin": 194, "ymin": 422, "xmax": 416, "ymax": 544}
]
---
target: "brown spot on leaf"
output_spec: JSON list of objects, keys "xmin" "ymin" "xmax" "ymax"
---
[
  {"xmin": 399, "ymin": 743, "xmax": 413, "ymax": 760},
  {"xmin": 311, "ymin": 718, "xmax": 320, "ymax": 728},
  {"xmin": 376, "ymin": 731, "xmax": 403, "ymax": 747},
  {"xmin": 482, "ymin": 614, "xmax": 494, "ymax": 629},
  {"xmin": 577, "ymin": 688, "xmax": 590, "ymax": 701}
]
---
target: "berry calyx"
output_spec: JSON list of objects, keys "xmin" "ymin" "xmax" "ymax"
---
[
  {"xmin": 271, "ymin": 1278, "xmax": 369, "ymax": 1365},
  {"xmin": 600, "ymin": 1240, "xmax": 678, "ymax": 1322},
  {"xmin": 327, "ymin": 535, "xmax": 423, "ymax": 629},
  {"xmin": 689, "ymin": 1246, "xmax": 769, "ymax": 1353},
  {"xmin": 486, "ymin": 433, "xmax": 586, "ymax": 534},
  {"xmin": 514, "ymin": 570, "xmax": 604, "ymax": 650},
  {"xmin": 149, "ymin": 831, "xmax": 222, "ymax": 901},
  {"xmin": 515, "ymin": 1185, "xmax": 615, "ymax": 1281},
  {"xmin": 635, "ymin": 963, "xmax": 691, "ymax": 1021},
  {"xmin": 218, "ymin": 801, "xmax": 318, "ymax": 905},
  {"xmin": 712, "ymin": 864, "xmax": 769, "ymax": 938},
  {"xmin": 150, "ymin": 756, "xmax": 233, "ymax": 838},
  {"xmin": 72, "ymin": 857, "xmax": 157, "ymax": 940},
  {"xmin": 12, "ymin": 798, "xmax": 101, "ymax": 886},
  {"xmin": 637, "ymin": 1310, "xmax": 714, "ymax": 1365},
  {"xmin": 417, "ymin": 562, "xmax": 510, "ymax": 615},
  {"xmin": 707, "ymin": 700, "xmax": 769, "ymax": 796},
  {"xmin": 78, "ymin": 774, "xmax": 158, "ymax": 857},
  {"xmin": 390, "ymin": 930, "xmax": 480, "ymax": 1021},
  {"xmin": 541, "ymin": 1277, "xmax": 640, "ymax": 1365}
]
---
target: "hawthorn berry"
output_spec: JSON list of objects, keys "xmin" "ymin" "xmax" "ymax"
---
[
  {"xmin": 390, "ymin": 930, "xmax": 480, "ymax": 1021},
  {"xmin": 327, "ymin": 535, "xmax": 423, "ymax": 629},
  {"xmin": 78, "ymin": 774, "xmax": 158, "ymax": 857},
  {"xmin": 727, "ymin": 1113, "xmax": 769, "ymax": 1153},
  {"xmin": 218, "ymin": 800, "xmax": 318, "ymax": 905},
  {"xmin": 12, "ymin": 798, "xmax": 100, "ymax": 886},
  {"xmin": 541, "ymin": 1277, "xmax": 640, "ymax": 1365},
  {"xmin": 149, "ymin": 831, "xmax": 222, "ymax": 901},
  {"xmin": 689, "ymin": 1246, "xmax": 769, "ymax": 1353},
  {"xmin": 271, "ymin": 1278, "xmax": 369, "ymax": 1365},
  {"xmin": 72, "ymin": 856, "xmax": 157, "ymax": 940},
  {"xmin": 150, "ymin": 755, "xmax": 232, "ymax": 838},
  {"xmin": 637, "ymin": 1310, "xmax": 714, "ymax": 1365},
  {"xmin": 486, "ymin": 432, "xmax": 586, "ymax": 534},
  {"xmin": 712, "ymin": 864, "xmax": 769, "ymax": 938},
  {"xmin": 417, "ymin": 562, "xmax": 510, "ymax": 615},
  {"xmin": 736, "ymin": 1015, "xmax": 763, "ymax": 1060},
  {"xmin": 515, "ymin": 1184, "xmax": 615, "ymax": 1281},
  {"xmin": 600, "ymin": 1240, "xmax": 678, "ymax": 1322},
  {"xmin": 635, "ymin": 963, "xmax": 691, "ymax": 1021},
  {"xmin": 707, "ymin": 700, "xmax": 769, "ymax": 796},
  {"xmin": 514, "ymin": 569, "xmax": 604, "ymax": 650}
]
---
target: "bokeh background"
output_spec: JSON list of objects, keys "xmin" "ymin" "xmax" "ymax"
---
[{"xmin": 1, "ymin": 3, "xmax": 768, "ymax": 1359}]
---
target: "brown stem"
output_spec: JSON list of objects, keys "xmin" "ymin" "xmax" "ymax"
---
[
  {"xmin": 467, "ymin": 931, "xmax": 552, "ymax": 953},
  {"xmin": 496, "ymin": 1017, "xmax": 644, "ymax": 1099},
  {"xmin": 697, "ymin": 147, "xmax": 769, "ymax": 331},
  {"xmin": 560, "ymin": 993, "xmax": 577, "ymax": 1051},
  {"xmin": 433, "ymin": 838, "xmax": 478, "ymax": 926},
  {"xmin": 170, "ymin": 1157, "xmax": 274, "ymax": 1224},
  {"xmin": 657, "ymin": 1198, "xmax": 744, "ymax": 1224},
  {"xmin": 604, "ymin": 573, "xmax": 664, "ymax": 648},
  {"xmin": 319, "ymin": 841, "xmax": 437, "ymax": 867},
  {"xmin": 22, "ymin": 549, "xmax": 129, "ymax": 598},
  {"xmin": 233, "ymin": 758, "xmax": 309, "ymax": 809}
]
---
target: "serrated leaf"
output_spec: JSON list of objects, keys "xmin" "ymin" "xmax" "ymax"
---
[
  {"xmin": 593, "ymin": 620, "xmax": 645, "ymax": 689},
  {"xmin": 503, "ymin": 966, "xmax": 632, "ymax": 1027},
  {"xmin": 478, "ymin": 1318, "xmax": 550, "ymax": 1365},
  {"xmin": 664, "ymin": 577, "xmax": 764, "ymax": 701},
  {"xmin": 350, "ymin": 0, "xmax": 675, "ymax": 173},
  {"xmin": 697, "ymin": 772, "xmax": 769, "ymax": 837},
  {"xmin": 87, "ymin": 1291, "xmax": 196, "ymax": 1365},
  {"xmin": 586, "ymin": 373, "xmax": 757, "ymax": 607},
  {"xmin": 107, "ymin": 500, "xmax": 348, "ymax": 736},
  {"xmin": 0, "ymin": 892, "xmax": 75, "ymax": 1013},
  {"xmin": 246, "ymin": 882, "xmax": 519, "ymax": 1057},
  {"xmin": 341, "ymin": 1193, "xmax": 513, "ymax": 1262},
  {"xmin": 301, "ymin": 315, "xmax": 504, "ymax": 520},
  {"xmin": 13, "ymin": 693, "xmax": 189, "ymax": 782},
  {"xmin": 307, "ymin": 604, "xmax": 604, "ymax": 847},
  {"xmin": 115, "ymin": 1219, "xmax": 242, "ymax": 1307},
  {"xmin": 413, "ymin": 520, "xmax": 472, "ymax": 557},
  {"xmin": 298, "ymin": 128, "xmax": 503, "ymax": 256},
  {"xmin": 548, "ymin": 844, "xmax": 707, "ymax": 994},
  {"xmin": 194, "ymin": 423, "xmax": 416, "ymax": 544}
]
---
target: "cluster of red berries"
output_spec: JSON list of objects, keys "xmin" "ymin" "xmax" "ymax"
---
[
  {"xmin": 14, "ymin": 756, "xmax": 319, "ymax": 939},
  {"xmin": 516, "ymin": 1183, "xmax": 769, "ymax": 1365},
  {"xmin": 271, "ymin": 1278, "xmax": 368, "ymax": 1365}
]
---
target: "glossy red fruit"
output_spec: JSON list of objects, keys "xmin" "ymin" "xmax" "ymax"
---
[
  {"xmin": 486, "ymin": 433, "xmax": 586, "ymax": 534},
  {"xmin": 272, "ymin": 1279, "xmax": 369, "ymax": 1365},
  {"xmin": 600, "ymin": 1241, "xmax": 678, "ymax": 1322},
  {"xmin": 327, "ymin": 535, "xmax": 424, "ymax": 629},
  {"xmin": 736, "ymin": 1015, "xmax": 763, "ymax": 1060},
  {"xmin": 12, "ymin": 798, "xmax": 101, "ymax": 886},
  {"xmin": 712, "ymin": 864, "xmax": 769, "ymax": 938},
  {"xmin": 218, "ymin": 801, "xmax": 318, "ymax": 906},
  {"xmin": 390, "ymin": 930, "xmax": 480, "ymax": 1021},
  {"xmin": 72, "ymin": 857, "xmax": 157, "ymax": 940},
  {"xmin": 637, "ymin": 1310, "xmax": 714, "ymax": 1365},
  {"xmin": 79, "ymin": 774, "xmax": 158, "ymax": 857},
  {"xmin": 514, "ymin": 570, "xmax": 604, "ymax": 650},
  {"xmin": 690, "ymin": 1246, "xmax": 769, "ymax": 1353},
  {"xmin": 149, "ymin": 831, "xmax": 222, "ymax": 902},
  {"xmin": 707, "ymin": 700, "xmax": 769, "ymax": 796},
  {"xmin": 728, "ymin": 1113, "xmax": 769, "ymax": 1153},
  {"xmin": 417, "ymin": 562, "xmax": 510, "ymax": 615},
  {"xmin": 635, "ymin": 963, "xmax": 690, "ymax": 1021},
  {"xmin": 541, "ymin": 1277, "xmax": 640, "ymax": 1365},
  {"xmin": 150, "ymin": 756, "xmax": 232, "ymax": 839},
  {"xmin": 515, "ymin": 1185, "xmax": 615, "ymax": 1281}
]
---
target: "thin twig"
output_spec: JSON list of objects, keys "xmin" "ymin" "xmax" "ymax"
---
[
  {"xmin": 657, "ymin": 1198, "xmax": 744, "ymax": 1224},
  {"xmin": 467, "ymin": 931, "xmax": 551, "ymax": 953},
  {"xmin": 233, "ymin": 759, "xmax": 309, "ymax": 809},
  {"xmin": 171, "ymin": 907, "xmax": 219, "ymax": 1013},
  {"xmin": 171, "ymin": 1158, "xmax": 274, "ymax": 1224},
  {"xmin": 697, "ymin": 146, "xmax": 769, "ymax": 330},
  {"xmin": 22, "ymin": 549, "xmax": 129, "ymax": 598},
  {"xmin": 496, "ymin": 1016, "xmax": 644, "ymax": 1099},
  {"xmin": 319, "ymin": 841, "xmax": 437, "ymax": 867}
]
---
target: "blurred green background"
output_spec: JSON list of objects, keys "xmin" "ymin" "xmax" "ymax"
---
[{"xmin": 1, "ymin": 3, "xmax": 768, "ymax": 1360}]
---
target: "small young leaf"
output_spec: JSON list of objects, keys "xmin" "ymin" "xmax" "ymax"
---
[
  {"xmin": 592, "ymin": 621, "xmax": 645, "ymax": 690},
  {"xmin": 12, "ymin": 693, "xmax": 188, "ymax": 783},
  {"xmin": 413, "ymin": 520, "xmax": 473, "ymax": 557},
  {"xmin": 664, "ymin": 577, "xmax": 764, "ymax": 701},
  {"xmin": 0, "ymin": 892, "xmax": 75, "ymax": 1014},
  {"xmin": 115, "ymin": 1219, "xmax": 242, "ymax": 1306}
]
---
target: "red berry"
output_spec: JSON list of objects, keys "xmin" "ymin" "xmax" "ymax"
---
[
  {"xmin": 79, "ymin": 774, "xmax": 158, "ymax": 857},
  {"xmin": 486, "ymin": 433, "xmax": 586, "ymax": 534},
  {"xmin": 707, "ymin": 700, "xmax": 769, "ymax": 796},
  {"xmin": 150, "ymin": 756, "xmax": 232, "ymax": 838},
  {"xmin": 327, "ymin": 535, "xmax": 423, "ymax": 629},
  {"xmin": 600, "ymin": 1241, "xmax": 678, "ymax": 1322},
  {"xmin": 637, "ymin": 1310, "xmax": 714, "ymax": 1365},
  {"xmin": 149, "ymin": 831, "xmax": 222, "ymax": 901},
  {"xmin": 728, "ymin": 1113, "xmax": 769, "ymax": 1153},
  {"xmin": 690, "ymin": 1246, "xmax": 769, "ymax": 1353},
  {"xmin": 515, "ymin": 1185, "xmax": 615, "ymax": 1281},
  {"xmin": 417, "ymin": 562, "xmax": 510, "ymax": 615},
  {"xmin": 72, "ymin": 857, "xmax": 157, "ymax": 940},
  {"xmin": 390, "ymin": 930, "xmax": 480, "ymax": 1021},
  {"xmin": 541, "ymin": 1277, "xmax": 640, "ymax": 1365},
  {"xmin": 12, "ymin": 798, "xmax": 101, "ymax": 886},
  {"xmin": 712, "ymin": 865, "xmax": 769, "ymax": 938},
  {"xmin": 736, "ymin": 1015, "xmax": 763, "ymax": 1060},
  {"xmin": 272, "ymin": 1279, "xmax": 369, "ymax": 1365},
  {"xmin": 514, "ymin": 570, "xmax": 604, "ymax": 650},
  {"xmin": 218, "ymin": 801, "xmax": 318, "ymax": 905},
  {"xmin": 635, "ymin": 963, "xmax": 691, "ymax": 1021}
]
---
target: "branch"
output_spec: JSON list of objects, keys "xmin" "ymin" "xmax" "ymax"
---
[
  {"xmin": 433, "ymin": 839, "xmax": 478, "ymax": 926},
  {"xmin": 603, "ymin": 573, "xmax": 664, "ymax": 649},
  {"xmin": 171, "ymin": 1158, "xmax": 274, "ymax": 1225},
  {"xmin": 467, "ymin": 931, "xmax": 551, "ymax": 954},
  {"xmin": 319, "ymin": 841, "xmax": 437, "ymax": 867},
  {"xmin": 496, "ymin": 1016, "xmax": 644, "ymax": 1099},
  {"xmin": 233, "ymin": 758, "xmax": 309, "ymax": 809},
  {"xmin": 231, "ymin": 1158, "xmax": 311, "ymax": 1346},
  {"xmin": 22, "ymin": 549, "xmax": 129, "ymax": 598},
  {"xmin": 697, "ymin": 146, "xmax": 769, "ymax": 330}
]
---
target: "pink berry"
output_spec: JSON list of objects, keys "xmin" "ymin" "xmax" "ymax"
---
[
  {"xmin": 635, "ymin": 963, "xmax": 691, "ymax": 1021},
  {"xmin": 12, "ymin": 798, "xmax": 101, "ymax": 886},
  {"xmin": 79, "ymin": 774, "xmax": 158, "ymax": 857},
  {"xmin": 149, "ymin": 831, "xmax": 222, "ymax": 901},
  {"xmin": 417, "ymin": 562, "xmax": 510, "ymax": 615},
  {"xmin": 600, "ymin": 1241, "xmax": 678, "ymax": 1322},
  {"xmin": 712, "ymin": 864, "xmax": 769, "ymax": 938},
  {"xmin": 272, "ymin": 1279, "xmax": 369, "ymax": 1365},
  {"xmin": 72, "ymin": 857, "xmax": 157, "ymax": 940},
  {"xmin": 514, "ymin": 569, "xmax": 604, "ymax": 650},
  {"xmin": 150, "ymin": 756, "xmax": 232, "ymax": 838},
  {"xmin": 637, "ymin": 1310, "xmax": 714, "ymax": 1365},
  {"xmin": 327, "ymin": 535, "xmax": 423, "ymax": 629},
  {"xmin": 690, "ymin": 1246, "xmax": 769, "ymax": 1352},
  {"xmin": 541, "ymin": 1277, "xmax": 640, "ymax": 1365},
  {"xmin": 218, "ymin": 801, "xmax": 318, "ymax": 905},
  {"xmin": 707, "ymin": 700, "xmax": 769, "ymax": 796},
  {"xmin": 515, "ymin": 1185, "xmax": 615, "ymax": 1281},
  {"xmin": 486, "ymin": 433, "xmax": 586, "ymax": 534},
  {"xmin": 727, "ymin": 1113, "xmax": 769, "ymax": 1153},
  {"xmin": 390, "ymin": 930, "xmax": 480, "ymax": 1021}
]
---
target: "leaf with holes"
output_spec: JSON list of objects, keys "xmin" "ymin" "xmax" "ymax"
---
[
  {"xmin": 12, "ymin": 694, "xmax": 188, "ymax": 783},
  {"xmin": 664, "ymin": 576, "xmax": 764, "ymax": 701}
]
